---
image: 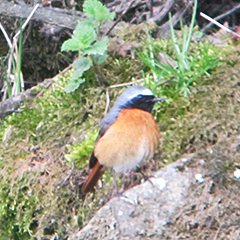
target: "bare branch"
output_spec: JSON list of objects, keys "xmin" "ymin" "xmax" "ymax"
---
[
  {"xmin": 0, "ymin": 23, "xmax": 12, "ymax": 49},
  {"xmin": 14, "ymin": 4, "xmax": 40, "ymax": 40},
  {"xmin": 200, "ymin": 12, "xmax": 240, "ymax": 38},
  {"xmin": 201, "ymin": 3, "xmax": 240, "ymax": 33}
]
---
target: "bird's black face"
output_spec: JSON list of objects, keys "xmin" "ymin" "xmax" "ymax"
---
[{"xmin": 124, "ymin": 94, "xmax": 156, "ymax": 113}]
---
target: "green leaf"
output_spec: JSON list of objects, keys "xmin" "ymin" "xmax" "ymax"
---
[
  {"xmin": 74, "ymin": 25, "xmax": 96, "ymax": 47},
  {"xmin": 61, "ymin": 23, "xmax": 97, "ymax": 52},
  {"xmin": 61, "ymin": 38, "xmax": 81, "ymax": 52},
  {"xmin": 92, "ymin": 52, "xmax": 108, "ymax": 64},
  {"xmin": 83, "ymin": 0, "xmax": 115, "ymax": 21},
  {"xmin": 71, "ymin": 70, "xmax": 83, "ymax": 81},
  {"xmin": 71, "ymin": 68, "xmax": 87, "ymax": 81},
  {"xmin": 84, "ymin": 36, "xmax": 109, "ymax": 55},
  {"xmin": 76, "ymin": 19, "xmax": 97, "ymax": 29},
  {"xmin": 71, "ymin": 57, "xmax": 91, "ymax": 81},
  {"xmin": 64, "ymin": 78, "xmax": 85, "ymax": 93},
  {"xmin": 73, "ymin": 57, "xmax": 91, "ymax": 71}
]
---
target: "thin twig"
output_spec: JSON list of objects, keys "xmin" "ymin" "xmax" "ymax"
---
[
  {"xmin": 157, "ymin": 78, "xmax": 172, "ymax": 86},
  {"xmin": 11, "ymin": 3, "xmax": 39, "ymax": 79},
  {"xmin": 104, "ymin": 79, "xmax": 144, "ymax": 114},
  {"xmin": 2, "ymin": 83, "xmax": 7, "ymax": 101},
  {"xmin": 147, "ymin": 0, "xmax": 175, "ymax": 23},
  {"xmin": 13, "ymin": 4, "xmax": 39, "ymax": 40},
  {"xmin": 108, "ymin": 79, "xmax": 144, "ymax": 89},
  {"xmin": 54, "ymin": 64, "xmax": 73, "ymax": 78},
  {"xmin": 103, "ymin": 0, "xmax": 136, "ymax": 37},
  {"xmin": 0, "ymin": 23, "xmax": 12, "ymax": 49},
  {"xmin": 105, "ymin": 88, "xmax": 110, "ymax": 115},
  {"xmin": 201, "ymin": 3, "xmax": 240, "ymax": 33},
  {"xmin": 200, "ymin": 12, "xmax": 240, "ymax": 38},
  {"xmin": 11, "ymin": 39, "xmax": 19, "ymax": 96}
]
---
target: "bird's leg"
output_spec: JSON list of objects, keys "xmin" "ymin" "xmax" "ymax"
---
[
  {"xmin": 111, "ymin": 171, "xmax": 127, "ymax": 197},
  {"xmin": 112, "ymin": 170, "xmax": 119, "ymax": 191},
  {"xmin": 112, "ymin": 171, "xmax": 122, "ymax": 196},
  {"xmin": 135, "ymin": 166, "xmax": 154, "ymax": 187}
]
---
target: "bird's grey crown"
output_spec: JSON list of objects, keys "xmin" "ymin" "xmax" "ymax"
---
[
  {"xmin": 99, "ymin": 86, "xmax": 154, "ymax": 138},
  {"xmin": 113, "ymin": 86, "xmax": 153, "ymax": 109}
]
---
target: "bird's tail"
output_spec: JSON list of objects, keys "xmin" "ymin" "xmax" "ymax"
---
[{"xmin": 81, "ymin": 160, "xmax": 104, "ymax": 194}]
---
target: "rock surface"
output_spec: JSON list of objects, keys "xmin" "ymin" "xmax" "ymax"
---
[
  {"xmin": 70, "ymin": 133, "xmax": 240, "ymax": 239},
  {"xmin": 71, "ymin": 159, "xmax": 192, "ymax": 240}
]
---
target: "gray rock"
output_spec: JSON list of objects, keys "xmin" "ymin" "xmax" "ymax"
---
[{"xmin": 70, "ymin": 160, "xmax": 194, "ymax": 240}]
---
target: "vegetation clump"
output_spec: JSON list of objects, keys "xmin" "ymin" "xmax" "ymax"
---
[{"xmin": 61, "ymin": 0, "xmax": 115, "ymax": 92}]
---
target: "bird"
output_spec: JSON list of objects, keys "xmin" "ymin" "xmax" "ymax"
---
[{"xmin": 81, "ymin": 85, "xmax": 165, "ymax": 194}]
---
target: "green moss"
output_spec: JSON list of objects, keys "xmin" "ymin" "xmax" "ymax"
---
[
  {"xmin": 0, "ymin": 54, "xmax": 144, "ymax": 238},
  {"xmin": 1, "ymin": 29, "xmax": 238, "ymax": 239},
  {"xmin": 65, "ymin": 129, "xmax": 99, "ymax": 169},
  {"xmin": 159, "ymin": 43, "xmax": 240, "ymax": 166}
]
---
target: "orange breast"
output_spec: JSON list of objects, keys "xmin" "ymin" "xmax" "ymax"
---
[{"xmin": 94, "ymin": 109, "xmax": 160, "ymax": 173}]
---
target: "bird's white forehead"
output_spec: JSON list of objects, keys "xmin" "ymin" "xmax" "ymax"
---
[
  {"xmin": 113, "ymin": 86, "xmax": 154, "ymax": 108},
  {"xmin": 138, "ymin": 87, "xmax": 153, "ymax": 96},
  {"xmin": 126, "ymin": 87, "xmax": 153, "ymax": 99}
]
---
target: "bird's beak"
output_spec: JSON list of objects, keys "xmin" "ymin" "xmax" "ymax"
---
[{"xmin": 152, "ymin": 97, "xmax": 166, "ymax": 102}]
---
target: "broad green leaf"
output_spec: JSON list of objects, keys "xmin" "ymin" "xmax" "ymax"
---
[
  {"xmin": 71, "ymin": 57, "xmax": 91, "ymax": 81},
  {"xmin": 75, "ymin": 19, "xmax": 97, "ymax": 30},
  {"xmin": 61, "ymin": 23, "xmax": 97, "ymax": 52},
  {"xmin": 83, "ymin": 0, "xmax": 115, "ymax": 21},
  {"xmin": 72, "ymin": 69, "xmax": 84, "ymax": 81},
  {"xmin": 71, "ymin": 57, "xmax": 92, "ymax": 81},
  {"xmin": 73, "ymin": 24, "xmax": 96, "ymax": 48},
  {"xmin": 84, "ymin": 36, "xmax": 109, "ymax": 55},
  {"xmin": 73, "ymin": 57, "xmax": 91, "ymax": 71},
  {"xmin": 64, "ymin": 78, "xmax": 85, "ymax": 93},
  {"xmin": 71, "ymin": 66, "xmax": 91, "ymax": 81},
  {"xmin": 92, "ymin": 52, "xmax": 108, "ymax": 64},
  {"xmin": 95, "ymin": 5, "xmax": 115, "ymax": 21},
  {"xmin": 61, "ymin": 38, "xmax": 81, "ymax": 52}
]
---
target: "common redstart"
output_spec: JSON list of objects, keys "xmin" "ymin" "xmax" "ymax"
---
[{"xmin": 81, "ymin": 86, "xmax": 165, "ymax": 194}]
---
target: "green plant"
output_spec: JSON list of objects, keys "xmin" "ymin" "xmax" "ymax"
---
[
  {"xmin": 0, "ymin": 75, "xmax": 104, "ymax": 239},
  {"xmin": 1, "ymin": 19, "xmax": 24, "ymax": 99},
  {"xmin": 65, "ymin": 129, "xmax": 99, "ymax": 169},
  {"xmin": 15, "ymin": 19, "xmax": 23, "ymax": 95},
  {"xmin": 139, "ymin": 0, "xmax": 219, "ymax": 98},
  {"xmin": 61, "ymin": 0, "xmax": 115, "ymax": 93}
]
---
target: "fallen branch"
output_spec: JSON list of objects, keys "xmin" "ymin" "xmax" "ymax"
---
[{"xmin": 0, "ymin": 1, "xmax": 83, "ymax": 30}]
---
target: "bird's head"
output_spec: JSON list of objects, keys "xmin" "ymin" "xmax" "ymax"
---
[
  {"xmin": 113, "ymin": 85, "xmax": 165, "ymax": 113},
  {"xmin": 99, "ymin": 86, "xmax": 165, "ymax": 137}
]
